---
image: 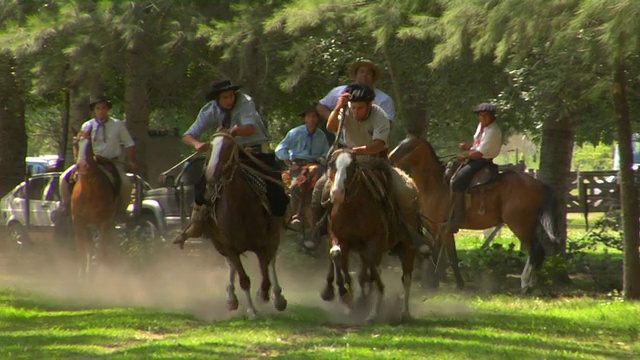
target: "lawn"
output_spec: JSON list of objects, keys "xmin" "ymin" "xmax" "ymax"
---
[{"xmin": 0, "ymin": 212, "xmax": 637, "ymax": 359}]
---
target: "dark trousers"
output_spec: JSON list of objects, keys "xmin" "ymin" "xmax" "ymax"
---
[{"xmin": 451, "ymin": 159, "xmax": 492, "ymax": 192}]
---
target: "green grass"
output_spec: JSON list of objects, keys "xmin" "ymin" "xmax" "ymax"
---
[{"xmin": 1, "ymin": 288, "xmax": 638, "ymax": 359}]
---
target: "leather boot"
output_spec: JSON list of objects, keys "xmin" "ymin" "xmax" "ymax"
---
[
  {"xmin": 173, "ymin": 203, "xmax": 208, "ymax": 249},
  {"xmin": 304, "ymin": 203, "xmax": 327, "ymax": 250},
  {"xmin": 445, "ymin": 192, "xmax": 466, "ymax": 234}
]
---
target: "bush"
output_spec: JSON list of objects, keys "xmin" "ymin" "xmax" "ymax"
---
[{"xmin": 463, "ymin": 243, "xmax": 526, "ymax": 292}]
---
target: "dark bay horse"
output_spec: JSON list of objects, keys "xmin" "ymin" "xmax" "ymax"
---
[
  {"xmin": 203, "ymin": 130, "xmax": 287, "ymax": 319},
  {"xmin": 389, "ymin": 135, "xmax": 561, "ymax": 292},
  {"xmin": 71, "ymin": 131, "xmax": 119, "ymax": 280},
  {"xmin": 321, "ymin": 149, "xmax": 416, "ymax": 322}
]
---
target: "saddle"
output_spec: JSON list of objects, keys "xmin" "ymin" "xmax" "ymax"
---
[
  {"xmin": 238, "ymin": 152, "xmax": 289, "ymax": 217},
  {"xmin": 468, "ymin": 162, "xmax": 499, "ymax": 189}
]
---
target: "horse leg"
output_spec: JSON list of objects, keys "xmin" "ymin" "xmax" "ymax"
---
[
  {"xmin": 365, "ymin": 263, "xmax": 385, "ymax": 324},
  {"xmin": 321, "ymin": 255, "xmax": 336, "ymax": 301},
  {"xmin": 521, "ymin": 256, "xmax": 535, "ymax": 294},
  {"xmin": 439, "ymin": 234, "xmax": 465, "ymax": 289},
  {"xmin": 233, "ymin": 256, "xmax": 258, "ymax": 319},
  {"xmin": 74, "ymin": 224, "xmax": 91, "ymax": 282},
  {"xmin": 356, "ymin": 260, "xmax": 370, "ymax": 309},
  {"xmin": 269, "ymin": 255, "xmax": 288, "ymax": 311},
  {"xmin": 330, "ymin": 244, "xmax": 352, "ymax": 307},
  {"xmin": 256, "ymin": 253, "xmax": 271, "ymax": 303},
  {"xmin": 399, "ymin": 246, "xmax": 416, "ymax": 321},
  {"xmin": 95, "ymin": 222, "xmax": 112, "ymax": 273},
  {"xmin": 224, "ymin": 258, "xmax": 239, "ymax": 311}
]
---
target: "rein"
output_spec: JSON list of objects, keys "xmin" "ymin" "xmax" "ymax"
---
[{"xmin": 210, "ymin": 131, "xmax": 285, "ymax": 188}]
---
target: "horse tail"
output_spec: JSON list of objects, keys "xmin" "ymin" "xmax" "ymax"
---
[{"xmin": 531, "ymin": 183, "xmax": 561, "ymax": 268}]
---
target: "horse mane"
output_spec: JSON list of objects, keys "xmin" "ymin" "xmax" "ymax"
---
[{"xmin": 411, "ymin": 135, "xmax": 445, "ymax": 168}]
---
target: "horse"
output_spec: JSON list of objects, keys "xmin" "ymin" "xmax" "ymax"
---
[
  {"xmin": 320, "ymin": 149, "xmax": 416, "ymax": 322},
  {"xmin": 389, "ymin": 135, "xmax": 562, "ymax": 292},
  {"xmin": 203, "ymin": 130, "xmax": 287, "ymax": 319},
  {"xmin": 71, "ymin": 130, "xmax": 120, "ymax": 280}
]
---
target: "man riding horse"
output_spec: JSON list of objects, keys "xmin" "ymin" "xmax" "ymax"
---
[
  {"xmin": 446, "ymin": 103, "xmax": 503, "ymax": 234},
  {"xmin": 173, "ymin": 80, "xmax": 288, "ymax": 246},
  {"xmin": 308, "ymin": 83, "xmax": 430, "ymax": 254},
  {"xmin": 275, "ymin": 105, "xmax": 330, "ymax": 231},
  {"xmin": 52, "ymin": 97, "xmax": 137, "ymax": 223}
]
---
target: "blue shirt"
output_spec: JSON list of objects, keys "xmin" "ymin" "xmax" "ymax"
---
[
  {"xmin": 183, "ymin": 92, "xmax": 269, "ymax": 147},
  {"xmin": 275, "ymin": 125, "xmax": 330, "ymax": 162}
]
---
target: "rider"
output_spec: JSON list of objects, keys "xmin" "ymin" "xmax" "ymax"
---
[
  {"xmin": 53, "ymin": 97, "xmax": 137, "ymax": 222},
  {"xmin": 308, "ymin": 83, "xmax": 429, "ymax": 253},
  {"xmin": 174, "ymin": 80, "xmax": 287, "ymax": 245},
  {"xmin": 275, "ymin": 105, "xmax": 330, "ymax": 230},
  {"xmin": 447, "ymin": 102, "xmax": 503, "ymax": 233},
  {"xmin": 317, "ymin": 59, "xmax": 395, "ymax": 126}
]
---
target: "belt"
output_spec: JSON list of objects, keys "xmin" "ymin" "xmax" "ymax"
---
[{"xmin": 292, "ymin": 159, "xmax": 310, "ymax": 165}]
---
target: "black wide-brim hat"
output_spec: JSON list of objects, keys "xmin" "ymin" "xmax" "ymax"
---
[
  {"xmin": 207, "ymin": 80, "xmax": 242, "ymax": 101},
  {"xmin": 89, "ymin": 97, "xmax": 113, "ymax": 110},
  {"xmin": 298, "ymin": 105, "xmax": 319, "ymax": 118}
]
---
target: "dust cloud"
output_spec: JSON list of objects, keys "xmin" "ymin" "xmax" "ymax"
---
[{"xmin": 0, "ymin": 232, "xmax": 474, "ymax": 324}]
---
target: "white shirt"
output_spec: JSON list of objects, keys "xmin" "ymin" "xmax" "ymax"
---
[
  {"xmin": 319, "ymin": 85, "xmax": 396, "ymax": 120},
  {"xmin": 80, "ymin": 117, "xmax": 135, "ymax": 159},
  {"xmin": 471, "ymin": 122, "xmax": 502, "ymax": 159}
]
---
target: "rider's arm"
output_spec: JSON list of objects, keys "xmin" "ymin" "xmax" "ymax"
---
[
  {"xmin": 316, "ymin": 104, "xmax": 332, "ymax": 121},
  {"xmin": 275, "ymin": 131, "xmax": 294, "ymax": 164},
  {"xmin": 352, "ymin": 139, "xmax": 386, "ymax": 156},
  {"xmin": 327, "ymin": 93, "xmax": 351, "ymax": 133},
  {"xmin": 318, "ymin": 86, "xmax": 343, "ymax": 121},
  {"xmin": 183, "ymin": 102, "xmax": 219, "ymax": 152}
]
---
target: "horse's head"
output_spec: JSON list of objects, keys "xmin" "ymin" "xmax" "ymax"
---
[
  {"xmin": 328, "ymin": 149, "xmax": 358, "ymax": 205},
  {"xmin": 75, "ymin": 130, "xmax": 94, "ymax": 174},
  {"xmin": 205, "ymin": 130, "xmax": 239, "ymax": 184},
  {"xmin": 389, "ymin": 135, "xmax": 440, "ymax": 173}
]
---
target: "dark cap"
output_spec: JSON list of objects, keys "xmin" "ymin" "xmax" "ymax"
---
[
  {"xmin": 345, "ymin": 83, "xmax": 376, "ymax": 103},
  {"xmin": 206, "ymin": 80, "xmax": 241, "ymax": 101},
  {"xmin": 89, "ymin": 97, "xmax": 112, "ymax": 111},
  {"xmin": 298, "ymin": 104, "xmax": 319, "ymax": 118}
]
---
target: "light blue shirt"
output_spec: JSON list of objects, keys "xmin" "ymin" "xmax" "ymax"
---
[
  {"xmin": 275, "ymin": 125, "xmax": 330, "ymax": 162},
  {"xmin": 184, "ymin": 92, "xmax": 269, "ymax": 147},
  {"xmin": 319, "ymin": 85, "xmax": 396, "ymax": 120}
]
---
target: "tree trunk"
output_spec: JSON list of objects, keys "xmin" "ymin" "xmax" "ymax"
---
[
  {"xmin": 537, "ymin": 114, "xmax": 576, "ymax": 250},
  {"xmin": 124, "ymin": 35, "xmax": 152, "ymax": 179},
  {"xmin": 612, "ymin": 63, "xmax": 640, "ymax": 299},
  {"xmin": 0, "ymin": 52, "xmax": 27, "ymax": 194}
]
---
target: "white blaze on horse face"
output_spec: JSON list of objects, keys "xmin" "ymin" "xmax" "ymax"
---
[
  {"xmin": 330, "ymin": 152, "xmax": 352, "ymax": 204},
  {"xmin": 206, "ymin": 136, "xmax": 225, "ymax": 180}
]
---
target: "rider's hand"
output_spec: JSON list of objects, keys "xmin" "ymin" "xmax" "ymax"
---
[
  {"xmin": 128, "ymin": 160, "xmax": 138, "ymax": 172},
  {"xmin": 195, "ymin": 142, "xmax": 210, "ymax": 153},
  {"xmin": 456, "ymin": 153, "xmax": 467, "ymax": 161},
  {"xmin": 290, "ymin": 164, "xmax": 300, "ymax": 171},
  {"xmin": 317, "ymin": 157, "xmax": 326, "ymax": 166},
  {"xmin": 335, "ymin": 92, "xmax": 352, "ymax": 111},
  {"xmin": 459, "ymin": 142, "xmax": 471, "ymax": 151},
  {"xmin": 230, "ymin": 125, "xmax": 239, "ymax": 136}
]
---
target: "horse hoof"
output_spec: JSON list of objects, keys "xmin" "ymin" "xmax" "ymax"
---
[
  {"xmin": 320, "ymin": 286, "xmax": 335, "ymax": 301},
  {"xmin": 227, "ymin": 298, "xmax": 239, "ymax": 311},
  {"xmin": 364, "ymin": 314, "xmax": 377, "ymax": 324},
  {"xmin": 257, "ymin": 290, "xmax": 269, "ymax": 303},
  {"xmin": 274, "ymin": 296, "xmax": 288, "ymax": 311},
  {"xmin": 339, "ymin": 289, "xmax": 353, "ymax": 306},
  {"xmin": 246, "ymin": 309, "xmax": 258, "ymax": 320}
]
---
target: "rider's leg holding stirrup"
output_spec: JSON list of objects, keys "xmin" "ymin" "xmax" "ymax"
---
[
  {"xmin": 172, "ymin": 203, "xmax": 208, "ymax": 249},
  {"xmin": 305, "ymin": 174, "xmax": 328, "ymax": 250}
]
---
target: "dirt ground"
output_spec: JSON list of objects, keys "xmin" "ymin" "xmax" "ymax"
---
[{"xmin": 0, "ymin": 231, "xmax": 461, "ymax": 324}]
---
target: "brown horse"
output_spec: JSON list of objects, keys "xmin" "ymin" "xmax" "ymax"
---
[
  {"xmin": 71, "ymin": 131, "xmax": 119, "ymax": 280},
  {"xmin": 389, "ymin": 135, "xmax": 561, "ymax": 292},
  {"xmin": 203, "ymin": 130, "xmax": 287, "ymax": 319},
  {"xmin": 320, "ymin": 149, "xmax": 416, "ymax": 322}
]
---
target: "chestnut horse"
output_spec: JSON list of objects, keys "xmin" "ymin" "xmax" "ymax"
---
[
  {"xmin": 320, "ymin": 149, "xmax": 416, "ymax": 322},
  {"xmin": 72, "ymin": 130, "xmax": 119, "ymax": 280},
  {"xmin": 389, "ymin": 135, "xmax": 561, "ymax": 292},
  {"xmin": 203, "ymin": 130, "xmax": 287, "ymax": 318}
]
